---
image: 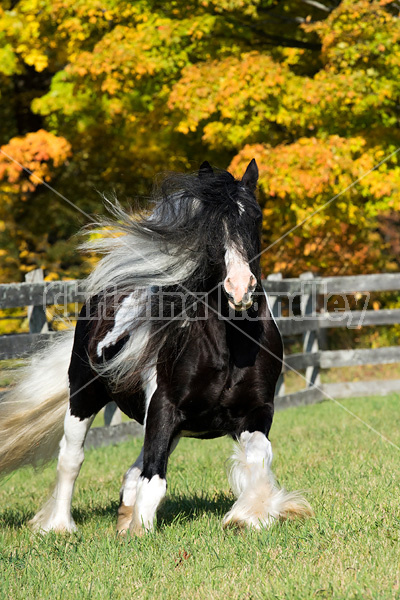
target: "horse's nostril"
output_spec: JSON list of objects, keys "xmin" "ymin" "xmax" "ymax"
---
[{"xmin": 224, "ymin": 277, "xmax": 234, "ymax": 293}]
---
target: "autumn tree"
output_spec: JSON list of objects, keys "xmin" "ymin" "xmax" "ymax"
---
[{"xmin": 0, "ymin": 0, "xmax": 399, "ymax": 281}]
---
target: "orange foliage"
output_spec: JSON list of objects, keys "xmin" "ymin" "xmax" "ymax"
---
[{"xmin": 0, "ymin": 130, "xmax": 71, "ymax": 198}]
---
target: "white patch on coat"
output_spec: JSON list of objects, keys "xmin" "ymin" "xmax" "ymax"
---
[
  {"xmin": 130, "ymin": 475, "xmax": 167, "ymax": 533},
  {"xmin": 120, "ymin": 437, "xmax": 179, "ymax": 509},
  {"xmin": 120, "ymin": 447, "xmax": 144, "ymax": 507},
  {"xmin": 227, "ymin": 431, "xmax": 274, "ymax": 498},
  {"xmin": 97, "ymin": 291, "xmax": 144, "ymax": 357},
  {"xmin": 117, "ymin": 437, "xmax": 180, "ymax": 533},
  {"xmin": 223, "ymin": 431, "xmax": 312, "ymax": 529},
  {"xmin": 237, "ymin": 200, "xmax": 245, "ymax": 216},
  {"xmin": 30, "ymin": 407, "xmax": 94, "ymax": 533}
]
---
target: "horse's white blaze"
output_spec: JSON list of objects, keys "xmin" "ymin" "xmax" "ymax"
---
[
  {"xmin": 224, "ymin": 243, "xmax": 256, "ymax": 308},
  {"xmin": 97, "ymin": 291, "xmax": 144, "ymax": 357},
  {"xmin": 130, "ymin": 475, "xmax": 167, "ymax": 533},
  {"xmin": 223, "ymin": 431, "xmax": 312, "ymax": 529},
  {"xmin": 30, "ymin": 408, "xmax": 94, "ymax": 533}
]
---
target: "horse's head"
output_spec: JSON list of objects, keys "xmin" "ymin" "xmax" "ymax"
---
[
  {"xmin": 136, "ymin": 160, "xmax": 262, "ymax": 314},
  {"xmin": 198, "ymin": 159, "xmax": 262, "ymax": 312}
]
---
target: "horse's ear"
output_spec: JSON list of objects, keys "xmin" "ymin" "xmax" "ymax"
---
[
  {"xmin": 199, "ymin": 161, "xmax": 214, "ymax": 177},
  {"xmin": 242, "ymin": 159, "xmax": 258, "ymax": 191}
]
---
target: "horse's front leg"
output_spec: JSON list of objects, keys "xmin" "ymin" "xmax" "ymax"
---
[
  {"xmin": 223, "ymin": 412, "xmax": 313, "ymax": 530},
  {"xmin": 128, "ymin": 392, "xmax": 179, "ymax": 536},
  {"xmin": 117, "ymin": 436, "xmax": 180, "ymax": 534}
]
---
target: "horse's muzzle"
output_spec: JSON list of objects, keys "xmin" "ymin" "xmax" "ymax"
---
[
  {"xmin": 223, "ymin": 270, "xmax": 257, "ymax": 312},
  {"xmin": 226, "ymin": 289, "xmax": 255, "ymax": 312}
]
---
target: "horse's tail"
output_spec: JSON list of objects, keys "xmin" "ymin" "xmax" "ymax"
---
[{"xmin": 0, "ymin": 331, "xmax": 75, "ymax": 475}]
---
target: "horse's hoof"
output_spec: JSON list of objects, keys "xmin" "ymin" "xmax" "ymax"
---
[
  {"xmin": 222, "ymin": 516, "xmax": 246, "ymax": 532},
  {"xmin": 128, "ymin": 522, "xmax": 146, "ymax": 537},
  {"xmin": 29, "ymin": 518, "xmax": 77, "ymax": 534},
  {"xmin": 116, "ymin": 503, "xmax": 133, "ymax": 534}
]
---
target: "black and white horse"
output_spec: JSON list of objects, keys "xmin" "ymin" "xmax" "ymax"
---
[{"xmin": 0, "ymin": 160, "xmax": 312, "ymax": 534}]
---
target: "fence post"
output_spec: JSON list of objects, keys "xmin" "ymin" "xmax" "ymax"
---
[
  {"xmin": 104, "ymin": 402, "xmax": 122, "ymax": 426},
  {"xmin": 267, "ymin": 272, "xmax": 285, "ymax": 396},
  {"xmin": 25, "ymin": 269, "xmax": 49, "ymax": 334},
  {"xmin": 299, "ymin": 271, "xmax": 320, "ymax": 388}
]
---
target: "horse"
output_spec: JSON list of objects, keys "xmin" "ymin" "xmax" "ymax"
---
[{"xmin": 0, "ymin": 160, "xmax": 312, "ymax": 534}]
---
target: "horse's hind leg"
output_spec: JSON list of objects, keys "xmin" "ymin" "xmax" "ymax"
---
[{"xmin": 29, "ymin": 406, "xmax": 95, "ymax": 532}]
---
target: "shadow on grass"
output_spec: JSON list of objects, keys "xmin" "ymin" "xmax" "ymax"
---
[
  {"xmin": 158, "ymin": 491, "xmax": 232, "ymax": 528},
  {"xmin": 73, "ymin": 502, "xmax": 119, "ymax": 525},
  {"xmin": 72, "ymin": 491, "xmax": 233, "ymax": 529},
  {"xmin": 0, "ymin": 492, "xmax": 233, "ymax": 530},
  {"xmin": 0, "ymin": 507, "xmax": 33, "ymax": 529},
  {"xmin": 0, "ymin": 503, "xmax": 120, "ymax": 530}
]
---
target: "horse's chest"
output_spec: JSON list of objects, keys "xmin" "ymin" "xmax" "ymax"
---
[{"xmin": 160, "ymin": 331, "xmax": 259, "ymax": 430}]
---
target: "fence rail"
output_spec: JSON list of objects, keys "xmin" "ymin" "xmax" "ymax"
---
[
  {"xmin": 2, "ymin": 272, "xmax": 398, "ymax": 308},
  {"xmin": 0, "ymin": 280, "xmax": 85, "ymax": 309},
  {"xmin": 263, "ymin": 272, "xmax": 400, "ymax": 294},
  {"xmin": 1, "ymin": 269, "xmax": 400, "ymax": 446}
]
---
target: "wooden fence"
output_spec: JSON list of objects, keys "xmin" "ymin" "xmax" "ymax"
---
[
  {"xmin": 264, "ymin": 271, "xmax": 400, "ymax": 409},
  {"xmin": 1, "ymin": 269, "xmax": 400, "ymax": 445}
]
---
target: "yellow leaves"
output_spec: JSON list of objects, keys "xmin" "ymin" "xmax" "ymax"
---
[
  {"xmin": 199, "ymin": 0, "xmax": 260, "ymax": 17},
  {"xmin": 0, "ymin": 0, "xmax": 399, "ymax": 283},
  {"xmin": 306, "ymin": 0, "xmax": 400, "ymax": 76},
  {"xmin": 0, "ymin": 44, "xmax": 20, "ymax": 76},
  {"xmin": 169, "ymin": 52, "xmax": 294, "ymax": 148},
  {"xmin": 44, "ymin": 271, "xmax": 60, "ymax": 281},
  {"xmin": 231, "ymin": 133, "xmax": 400, "ymax": 275},
  {"xmin": 21, "ymin": 47, "xmax": 48, "ymax": 71},
  {"xmin": 231, "ymin": 136, "xmax": 392, "ymax": 209}
]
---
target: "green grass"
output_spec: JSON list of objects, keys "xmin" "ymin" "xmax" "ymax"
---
[
  {"xmin": 283, "ymin": 362, "xmax": 400, "ymax": 394},
  {"xmin": 1, "ymin": 395, "xmax": 399, "ymax": 600}
]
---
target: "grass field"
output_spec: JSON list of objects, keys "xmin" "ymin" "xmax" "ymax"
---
[{"xmin": 1, "ymin": 395, "xmax": 399, "ymax": 600}]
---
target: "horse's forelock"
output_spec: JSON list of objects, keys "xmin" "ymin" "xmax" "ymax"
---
[{"xmin": 148, "ymin": 169, "xmax": 261, "ymax": 264}]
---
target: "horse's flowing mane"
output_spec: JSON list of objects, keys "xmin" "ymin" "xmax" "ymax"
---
[
  {"xmin": 82, "ymin": 169, "xmax": 260, "ymax": 297},
  {"xmin": 80, "ymin": 168, "xmax": 262, "ymax": 393}
]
